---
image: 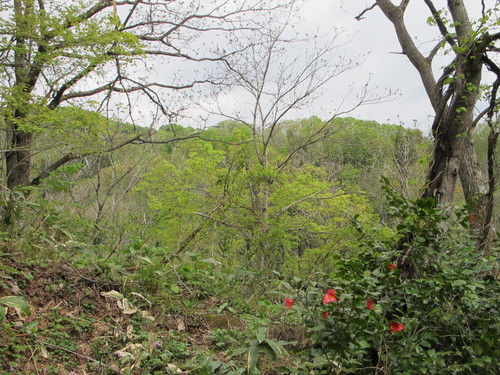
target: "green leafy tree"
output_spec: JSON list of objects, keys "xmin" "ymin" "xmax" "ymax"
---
[
  {"xmin": 272, "ymin": 117, "xmax": 429, "ymax": 216},
  {"xmin": 0, "ymin": 0, "xmax": 292, "ymax": 225},
  {"xmin": 201, "ymin": 5, "xmax": 394, "ymax": 267},
  {"xmin": 136, "ymin": 139, "xmax": 228, "ymax": 254},
  {"xmin": 1, "ymin": 0, "xmax": 141, "ymax": 189},
  {"xmin": 137, "ymin": 131, "xmax": 378, "ymax": 273}
]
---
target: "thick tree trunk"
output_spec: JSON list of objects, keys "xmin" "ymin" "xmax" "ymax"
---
[
  {"xmin": 478, "ymin": 126, "xmax": 499, "ymax": 252},
  {"xmin": 459, "ymin": 138, "xmax": 490, "ymax": 234},
  {"xmin": 422, "ymin": 96, "xmax": 471, "ymax": 206},
  {"xmin": 423, "ymin": 154, "xmax": 460, "ymax": 205},
  {"xmin": 459, "ymin": 138, "xmax": 488, "ymax": 201},
  {"xmin": 375, "ymin": 0, "xmax": 493, "ymax": 236},
  {"xmin": 5, "ymin": 127, "xmax": 33, "ymax": 189},
  {"xmin": 5, "ymin": 0, "xmax": 35, "ymax": 191},
  {"xmin": 2, "ymin": 123, "xmax": 33, "ymax": 227}
]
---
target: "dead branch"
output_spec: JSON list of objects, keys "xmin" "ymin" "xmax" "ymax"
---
[{"xmin": 355, "ymin": 3, "xmax": 377, "ymax": 21}]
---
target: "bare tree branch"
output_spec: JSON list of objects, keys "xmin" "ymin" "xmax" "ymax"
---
[
  {"xmin": 29, "ymin": 132, "xmax": 203, "ymax": 186},
  {"xmin": 30, "ymin": 133, "xmax": 142, "ymax": 186},
  {"xmin": 375, "ymin": 0, "xmax": 440, "ymax": 110},
  {"xmin": 355, "ymin": 3, "xmax": 377, "ymax": 21},
  {"xmin": 274, "ymin": 191, "xmax": 350, "ymax": 218},
  {"xmin": 423, "ymin": 0, "xmax": 457, "ymax": 48}
]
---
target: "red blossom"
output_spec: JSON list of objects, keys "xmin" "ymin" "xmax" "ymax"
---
[
  {"xmin": 389, "ymin": 321, "xmax": 404, "ymax": 333},
  {"xmin": 323, "ymin": 289, "xmax": 337, "ymax": 304},
  {"xmin": 365, "ymin": 298, "xmax": 375, "ymax": 310},
  {"xmin": 284, "ymin": 298, "xmax": 295, "ymax": 309},
  {"xmin": 322, "ymin": 311, "xmax": 330, "ymax": 319},
  {"xmin": 388, "ymin": 263, "xmax": 396, "ymax": 271},
  {"xmin": 470, "ymin": 215, "xmax": 477, "ymax": 224}
]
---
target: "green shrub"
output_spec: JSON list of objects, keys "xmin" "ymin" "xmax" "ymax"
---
[{"xmin": 280, "ymin": 182, "xmax": 499, "ymax": 374}]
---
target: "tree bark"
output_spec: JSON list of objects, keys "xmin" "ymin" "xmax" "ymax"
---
[
  {"xmin": 375, "ymin": 0, "xmax": 494, "ymax": 243},
  {"xmin": 6, "ymin": 0, "xmax": 36, "ymax": 190},
  {"xmin": 459, "ymin": 138, "xmax": 489, "ymax": 237},
  {"xmin": 5, "ymin": 127, "xmax": 33, "ymax": 189}
]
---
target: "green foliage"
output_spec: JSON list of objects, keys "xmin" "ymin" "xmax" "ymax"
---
[
  {"xmin": 0, "ymin": 323, "xmax": 32, "ymax": 371},
  {"xmin": 0, "ymin": 296, "xmax": 30, "ymax": 323},
  {"xmin": 0, "ymin": 0, "xmax": 143, "ymax": 129},
  {"xmin": 2, "ymin": 113, "xmax": 487, "ymax": 374},
  {"xmin": 135, "ymin": 139, "xmax": 227, "ymax": 250},
  {"xmin": 231, "ymin": 327, "xmax": 291, "ymax": 374},
  {"xmin": 3, "ymin": 2, "xmax": 495, "ymax": 375},
  {"xmin": 42, "ymin": 162, "xmax": 85, "ymax": 193},
  {"xmin": 280, "ymin": 180, "xmax": 499, "ymax": 374},
  {"xmin": 198, "ymin": 356, "xmax": 246, "ymax": 375},
  {"xmin": 136, "ymin": 127, "xmax": 382, "ymax": 273},
  {"xmin": 209, "ymin": 328, "xmax": 246, "ymax": 351}
]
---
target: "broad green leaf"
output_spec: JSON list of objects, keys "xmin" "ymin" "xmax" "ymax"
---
[
  {"xmin": 263, "ymin": 338, "xmax": 287, "ymax": 356},
  {"xmin": 257, "ymin": 342, "xmax": 277, "ymax": 360},
  {"xmin": 256, "ymin": 327, "xmax": 267, "ymax": 343},
  {"xmin": 247, "ymin": 343, "xmax": 259, "ymax": 374},
  {"xmin": 472, "ymin": 342, "xmax": 484, "ymax": 356},
  {"xmin": 0, "ymin": 296, "xmax": 30, "ymax": 317}
]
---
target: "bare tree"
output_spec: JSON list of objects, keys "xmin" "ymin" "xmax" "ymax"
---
[
  {"xmin": 357, "ymin": 0, "xmax": 500, "ymax": 248},
  {"xmin": 199, "ymin": 6, "xmax": 393, "ymax": 267}
]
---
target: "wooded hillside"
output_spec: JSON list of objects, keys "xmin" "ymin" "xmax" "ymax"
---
[{"xmin": 1, "ymin": 1, "xmax": 498, "ymax": 374}]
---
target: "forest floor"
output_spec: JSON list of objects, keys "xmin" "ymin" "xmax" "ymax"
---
[{"xmin": 0, "ymin": 257, "xmax": 300, "ymax": 374}]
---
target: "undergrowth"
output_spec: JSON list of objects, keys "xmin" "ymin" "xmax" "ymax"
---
[{"xmin": 0, "ymin": 184, "xmax": 499, "ymax": 374}]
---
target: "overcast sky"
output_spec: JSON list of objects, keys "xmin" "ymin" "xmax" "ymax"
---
[
  {"xmin": 226, "ymin": 0, "xmax": 491, "ymax": 135},
  {"xmin": 120, "ymin": 0, "xmax": 498, "ymax": 133},
  {"xmin": 291, "ymin": 0, "xmax": 498, "ymax": 132}
]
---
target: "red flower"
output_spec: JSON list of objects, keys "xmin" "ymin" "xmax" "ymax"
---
[
  {"xmin": 388, "ymin": 263, "xmax": 396, "ymax": 271},
  {"xmin": 389, "ymin": 321, "xmax": 404, "ymax": 333},
  {"xmin": 284, "ymin": 298, "xmax": 295, "ymax": 309},
  {"xmin": 322, "ymin": 311, "xmax": 330, "ymax": 319},
  {"xmin": 323, "ymin": 289, "xmax": 337, "ymax": 304},
  {"xmin": 470, "ymin": 215, "xmax": 476, "ymax": 224},
  {"xmin": 366, "ymin": 298, "xmax": 375, "ymax": 310}
]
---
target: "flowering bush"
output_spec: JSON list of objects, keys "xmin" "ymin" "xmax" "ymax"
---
[{"xmin": 279, "ymin": 182, "xmax": 499, "ymax": 374}]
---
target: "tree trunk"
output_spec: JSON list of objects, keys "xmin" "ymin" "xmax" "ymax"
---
[
  {"xmin": 5, "ymin": 0, "xmax": 36, "ymax": 190},
  {"xmin": 459, "ymin": 138, "xmax": 489, "ymax": 235},
  {"xmin": 2, "ymin": 122, "xmax": 33, "ymax": 227},
  {"xmin": 373, "ymin": 0, "xmax": 497, "ymax": 252},
  {"xmin": 459, "ymin": 137, "xmax": 488, "ymax": 202},
  {"xmin": 6, "ymin": 126, "xmax": 33, "ymax": 189}
]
